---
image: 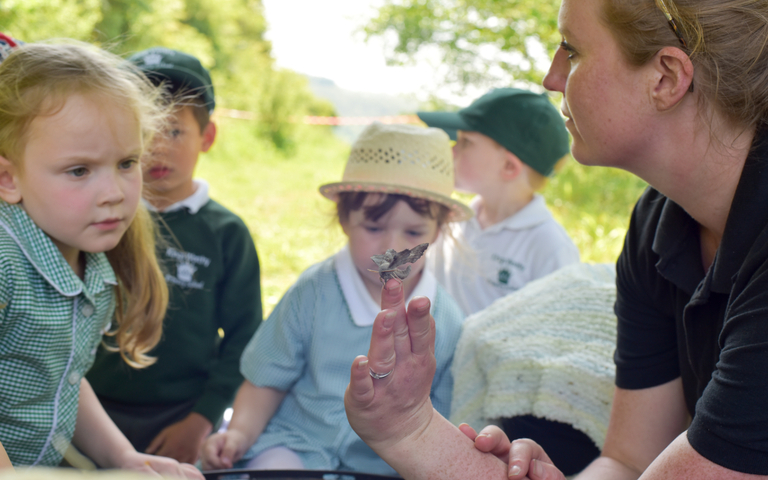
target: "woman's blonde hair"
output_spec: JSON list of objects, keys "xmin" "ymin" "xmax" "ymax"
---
[
  {"xmin": 0, "ymin": 40, "xmax": 168, "ymax": 368},
  {"xmin": 601, "ymin": 0, "xmax": 768, "ymax": 130}
]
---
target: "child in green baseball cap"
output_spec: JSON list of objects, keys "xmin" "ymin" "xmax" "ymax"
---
[
  {"xmin": 419, "ymin": 87, "xmax": 580, "ymax": 316},
  {"xmin": 420, "ymin": 88, "xmax": 593, "ymax": 474},
  {"xmin": 87, "ymin": 47, "xmax": 262, "ymax": 466}
]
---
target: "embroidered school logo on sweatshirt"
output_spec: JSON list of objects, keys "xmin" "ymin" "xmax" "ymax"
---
[
  {"xmin": 164, "ymin": 247, "xmax": 210, "ymax": 289},
  {"xmin": 490, "ymin": 254, "xmax": 525, "ymax": 288}
]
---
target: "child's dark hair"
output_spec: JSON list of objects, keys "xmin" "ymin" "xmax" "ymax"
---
[
  {"xmin": 336, "ymin": 192, "xmax": 451, "ymax": 226},
  {"xmin": 187, "ymin": 96, "xmax": 210, "ymax": 132},
  {"xmin": 161, "ymin": 87, "xmax": 210, "ymax": 133}
]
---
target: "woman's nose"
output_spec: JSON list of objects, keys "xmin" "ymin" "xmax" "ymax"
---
[{"xmin": 543, "ymin": 47, "xmax": 568, "ymax": 93}]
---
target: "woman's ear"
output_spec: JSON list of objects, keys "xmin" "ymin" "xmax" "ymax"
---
[
  {"xmin": 651, "ymin": 46, "xmax": 695, "ymax": 111},
  {"xmin": 0, "ymin": 156, "xmax": 21, "ymax": 204}
]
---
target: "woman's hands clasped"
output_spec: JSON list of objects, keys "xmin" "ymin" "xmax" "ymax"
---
[{"xmin": 460, "ymin": 424, "xmax": 567, "ymax": 480}]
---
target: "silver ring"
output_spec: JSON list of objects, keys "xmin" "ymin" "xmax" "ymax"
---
[{"xmin": 369, "ymin": 367, "xmax": 394, "ymax": 380}]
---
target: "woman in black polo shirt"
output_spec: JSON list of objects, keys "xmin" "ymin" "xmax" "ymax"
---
[{"xmin": 343, "ymin": 0, "xmax": 768, "ymax": 478}]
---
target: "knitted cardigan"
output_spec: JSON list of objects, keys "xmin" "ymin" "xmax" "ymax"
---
[{"xmin": 449, "ymin": 262, "xmax": 617, "ymax": 449}]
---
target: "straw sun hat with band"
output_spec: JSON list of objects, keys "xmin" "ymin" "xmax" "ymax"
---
[{"xmin": 320, "ymin": 122, "xmax": 473, "ymax": 222}]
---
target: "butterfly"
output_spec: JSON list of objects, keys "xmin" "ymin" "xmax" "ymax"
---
[{"xmin": 368, "ymin": 243, "xmax": 429, "ymax": 284}]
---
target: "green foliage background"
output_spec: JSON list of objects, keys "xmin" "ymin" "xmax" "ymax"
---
[
  {"xmin": 0, "ymin": 0, "xmax": 335, "ymax": 148},
  {"xmin": 364, "ymin": 0, "xmax": 563, "ymax": 94},
  {"xmin": 1, "ymin": 1, "xmax": 649, "ymax": 316}
]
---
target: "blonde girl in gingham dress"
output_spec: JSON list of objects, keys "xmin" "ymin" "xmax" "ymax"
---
[{"xmin": 0, "ymin": 41, "xmax": 201, "ymax": 478}]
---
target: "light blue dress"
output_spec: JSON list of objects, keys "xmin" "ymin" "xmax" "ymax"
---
[{"xmin": 239, "ymin": 252, "xmax": 464, "ymax": 475}]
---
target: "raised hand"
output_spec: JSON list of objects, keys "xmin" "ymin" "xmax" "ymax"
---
[{"xmin": 344, "ymin": 278, "xmax": 437, "ymax": 453}]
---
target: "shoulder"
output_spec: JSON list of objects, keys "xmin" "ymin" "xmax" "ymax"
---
[
  {"xmin": 529, "ymin": 214, "xmax": 579, "ymax": 254},
  {"xmin": 284, "ymin": 256, "xmax": 337, "ymax": 295},
  {"xmin": 617, "ymin": 187, "xmax": 668, "ymax": 279},
  {"xmin": 0, "ymin": 229, "xmax": 14, "ymax": 304},
  {"xmin": 627, "ymin": 186, "xmax": 667, "ymax": 238},
  {"xmin": 265, "ymin": 256, "xmax": 340, "ymax": 323},
  {"xmin": 0, "ymin": 223, "xmax": 25, "ymax": 280},
  {"xmin": 196, "ymin": 199, "xmax": 252, "ymax": 232},
  {"xmin": 520, "ymin": 197, "xmax": 572, "ymax": 240},
  {"xmin": 0, "ymin": 226, "xmax": 32, "ymax": 317},
  {"xmin": 189, "ymin": 199, "xmax": 257, "ymax": 256}
]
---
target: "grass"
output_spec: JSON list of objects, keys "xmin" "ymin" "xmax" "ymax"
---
[
  {"xmin": 197, "ymin": 119, "xmax": 349, "ymax": 315},
  {"xmin": 197, "ymin": 118, "xmax": 648, "ymax": 317},
  {"xmin": 544, "ymin": 159, "xmax": 648, "ymax": 264}
]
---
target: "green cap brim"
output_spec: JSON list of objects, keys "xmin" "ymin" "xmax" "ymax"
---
[
  {"xmin": 145, "ymin": 68, "xmax": 215, "ymax": 113},
  {"xmin": 417, "ymin": 111, "xmax": 473, "ymax": 141}
]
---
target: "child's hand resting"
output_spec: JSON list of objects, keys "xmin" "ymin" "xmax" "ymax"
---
[
  {"xmin": 201, "ymin": 429, "xmax": 249, "ymax": 471},
  {"xmin": 117, "ymin": 450, "xmax": 204, "ymax": 479},
  {"xmin": 145, "ymin": 412, "xmax": 212, "ymax": 464}
]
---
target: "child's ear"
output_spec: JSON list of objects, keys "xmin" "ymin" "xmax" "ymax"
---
[
  {"xmin": 339, "ymin": 217, "xmax": 350, "ymax": 237},
  {"xmin": 500, "ymin": 150, "xmax": 524, "ymax": 181},
  {"xmin": 0, "ymin": 156, "xmax": 21, "ymax": 204},
  {"xmin": 201, "ymin": 121, "xmax": 217, "ymax": 153}
]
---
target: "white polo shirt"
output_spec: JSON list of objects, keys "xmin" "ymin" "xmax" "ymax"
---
[{"xmin": 428, "ymin": 194, "xmax": 580, "ymax": 316}]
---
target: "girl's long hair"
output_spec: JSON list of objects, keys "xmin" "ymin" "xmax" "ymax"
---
[{"xmin": 0, "ymin": 40, "xmax": 168, "ymax": 367}]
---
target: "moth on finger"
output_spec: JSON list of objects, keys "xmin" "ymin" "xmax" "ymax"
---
[{"xmin": 368, "ymin": 243, "xmax": 429, "ymax": 284}]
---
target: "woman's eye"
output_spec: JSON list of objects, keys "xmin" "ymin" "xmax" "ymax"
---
[{"xmin": 560, "ymin": 40, "xmax": 576, "ymax": 59}]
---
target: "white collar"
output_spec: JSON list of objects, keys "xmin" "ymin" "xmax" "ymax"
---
[
  {"xmin": 470, "ymin": 193, "xmax": 551, "ymax": 232},
  {"xmin": 144, "ymin": 179, "xmax": 210, "ymax": 214},
  {"xmin": 334, "ymin": 244, "xmax": 437, "ymax": 327}
]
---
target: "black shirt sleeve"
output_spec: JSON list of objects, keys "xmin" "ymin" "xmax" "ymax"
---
[{"xmin": 687, "ymin": 228, "xmax": 768, "ymax": 474}]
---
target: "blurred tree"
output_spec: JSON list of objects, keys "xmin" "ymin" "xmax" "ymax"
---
[
  {"xmin": 0, "ymin": 0, "xmax": 101, "ymax": 41},
  {"xmin": 0, "ymin": 0, "xmax": 334, "ymax": 150},
  {"xmin": 363, "ymin": 0, "xmax": 561, "ymax": 95}
]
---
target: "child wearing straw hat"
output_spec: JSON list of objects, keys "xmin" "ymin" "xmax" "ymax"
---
[{"xmin": 201, "ymin": 123, "xmax": 467, "ymax": 475}]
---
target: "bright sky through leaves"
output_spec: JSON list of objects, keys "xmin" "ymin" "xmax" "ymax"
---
[{"xmin": 261, "ymin": 0, "xmax": 439, "ymax": 97}]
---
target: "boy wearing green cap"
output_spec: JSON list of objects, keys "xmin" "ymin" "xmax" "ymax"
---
[
  {"xmin": 421, "ymin": 88, "xmax": 595, "ymax": 473},
  {"xmin": 420, "ymin": 87, "xmax": 580, "ymax": 317},
  {"xmin": 87, "ymin": 47, "xmax": 262, "ymax": 464}
]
